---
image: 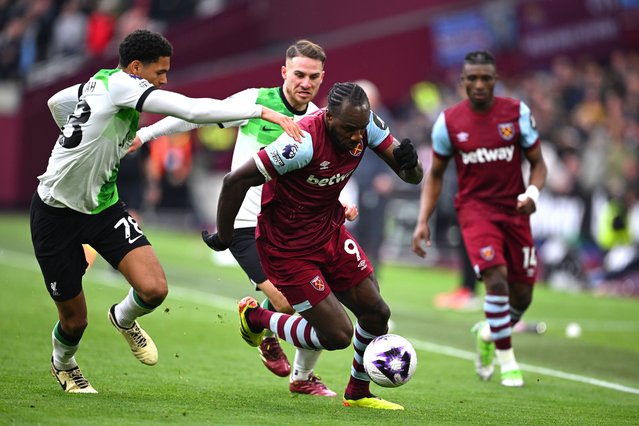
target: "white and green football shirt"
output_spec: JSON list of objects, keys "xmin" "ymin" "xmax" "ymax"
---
[
  {"xmin": 223, "ymin": 87, "xmax": 318, "ymax": 228},
  {"xmin": 38, "ymin": 69, "xmax": 156, "ymax": 214}
]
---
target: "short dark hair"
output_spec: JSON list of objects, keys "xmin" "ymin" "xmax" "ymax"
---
[
  {"xmin": 118, "ymin": 29, "xmax": 173, "ymax": 68},
  {"xmin": 464, "ymin": 51, "xmax": 496, "ymax": 66},
  {"xmin": 286, "ymin": 39, "xmax": 326, "ymax": 65},
  {"xmin": 327, "ymin": 82, "xmax": 369, "ymax": 114}
]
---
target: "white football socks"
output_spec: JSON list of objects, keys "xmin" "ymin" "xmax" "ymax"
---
[
  {"xmin": 114, "ymin": 288, "xmax": 154, "ymax": 329},
  {"xmin": 51, "ymin": 325, "xmax": 79, "ymax": 370},
  {"xmin": 290, "ymin": 348, "xmax": 321, "ymax": 382},
  {"xmin": 496, "ymin": 348, "xmax": 519, "ymax": 372}
]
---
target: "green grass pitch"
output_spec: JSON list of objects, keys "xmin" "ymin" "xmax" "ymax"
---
[{"xmin": 0, "ymin": 214, "xmax": 637, "ymax": 425}]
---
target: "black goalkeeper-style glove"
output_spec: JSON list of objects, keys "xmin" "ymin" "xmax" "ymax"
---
[
  {"xmin": 201, "ymin": 230, "xmax": 231, "ymax": 251},
  {"xmin": 393, "ymin": 139, "xmax": 418, "ymax": 170}
]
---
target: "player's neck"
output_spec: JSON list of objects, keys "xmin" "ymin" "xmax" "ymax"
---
[{"xmin": 468, "ymin": 98, "xmax": 495, "ymax": 113}]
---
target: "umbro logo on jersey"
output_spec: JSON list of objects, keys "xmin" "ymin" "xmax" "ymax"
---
[
  {"xmin": 261, "ymin": 126, "xmax": 279, "ymax": 132},
  {"xmin": 456, "ymin": 132, "xmax": 469, "ymax": 142},
  {"xmin": 319, "ymin": 161, "xmax": 331, "ymax": 170}
]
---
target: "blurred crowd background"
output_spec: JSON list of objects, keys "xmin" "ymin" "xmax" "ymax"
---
[{"xmin": 2, "ymin": 0, "xmax": 639, "ymax": 297}]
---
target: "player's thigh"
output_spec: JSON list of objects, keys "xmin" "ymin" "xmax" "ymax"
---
[
  {"xmin": 503, "ymin": 218, "xmax": 537, "ymax": 285},
  {"xmin": 256, "ymin": 280, "xmax": 293, "ymax": 314},
  {"xmin": 458, "ymin": 213, "xmax": 506, "ymax": 274},
  {"xmin": 118, "ymin": 246, "xmax": 167, "ymax": 302},
  {"xmin": 298, "ymin": 291, "xmax": 354, "ymax": 349},
  {"xmin": 334, "ymin": 275, "xmax": 387, "ymax": 318},
  {"xmin": 86, "ymin": 202, "xmax": 151, "ymax": 270},
  {"xmin": 325, "ymin": 227, "xmax": 375, "ymax": 293},
  {"xmin": 30, "ymin": 193, "xmax": 87, "ymax": 302},
  {"xmin": 257, "ymin": 243, "xmax": 353, "ymax": 334},
  {"xmin": 86, "ymin": 203, "xmax": 166, "ymax": 301}
]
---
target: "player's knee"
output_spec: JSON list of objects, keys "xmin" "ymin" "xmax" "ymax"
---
[
  {"xmin": 375, "ymin": 301, "xmax": 391, "ymax": 324},
  {"xmin": 61, "ymin": 317, "xmax": 88, "ymax": 337},
  {"xmin": 323, "ymin": 325, "xmax": 354, "ymax": 350},
  {"xmin": 359, "ymin": 301, "xmax": 391, "ymax": 335},
  {"xmin": 512, "ymin": 293, "xmax": 532, "ymax": 312},
  {"xmin": 138, "ymin": 277, "xmax": 168, "ymax": 306},
  {"xmin": 270, "ymin": 295, "xmax": 294, "ymax": 314},
  {"xmin": 328, "ymin": 333, "xmax": 353, "ymax": 350}
]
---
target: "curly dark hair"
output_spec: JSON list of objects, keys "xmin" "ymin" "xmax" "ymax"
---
[
  {"xmin": 118, "ymin": 29, "xmax": 173, "ymax": 67},
  {"xmin": 327, "ymin": 82, "xmax": 369, "ymax": 114}
]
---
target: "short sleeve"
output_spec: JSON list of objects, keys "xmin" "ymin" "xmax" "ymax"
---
[
  {"xmin": 255, "ymin": 131, "xmax": 314, "ymax": 178},
  {"xmin": 519, "ymin": 101, "xmax": 539, "ymax": 149},
  {"xmin": 366, "ymin": 111, "xmax": 391, "ymax": 149},
  {"xmin": 431, "ymin": 112, "xmax": 453, "ymax": 157}
]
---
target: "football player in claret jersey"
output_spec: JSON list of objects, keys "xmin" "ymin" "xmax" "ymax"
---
[
  {"xmin": 411, "ymin": 51, "xmax": 548, "ymax": 387},
  {"xmin": 31, "ymin": 29, "xmax": 301, "ymax": 394},
  {"xmin": 204, "ymin": 82, "xmax": 423, "ymax": 410},
  {"xmin": 135, "ymin": 40, "xmax": 341, "ymax": 397}
]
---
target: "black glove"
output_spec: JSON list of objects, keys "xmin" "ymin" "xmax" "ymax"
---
[
  {"xmin": 393, "ymin": 139, "xmax": 418, "ymax": 170},
  {"xmin": 201, "ymin": 230, "xmax": 230, "ymax": 251}
]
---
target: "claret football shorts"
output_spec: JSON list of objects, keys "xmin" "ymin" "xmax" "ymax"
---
[
  {"xmin": 256, "ymin": 226, "xmax": 374, "ymax": 312},
  {"xmin": 458, "ymin": 205, "xmax": 537, "ymax": 285}
]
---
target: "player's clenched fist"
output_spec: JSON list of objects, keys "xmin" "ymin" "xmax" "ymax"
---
[
  {"xmin": 393, "ymin": 139, "xmax": 418, "ymax": 170},
  {"xmin": 201, "ymin": 230, "xmax": 230, "ymax": 251}
]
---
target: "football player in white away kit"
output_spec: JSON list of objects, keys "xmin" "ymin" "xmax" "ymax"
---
[
  {"xmin": 31, "ymin": 29, "xmax": 301, "ymax": 394},
  {"xmin": 134, "ymin": 40, "xmax": 355, "ymax": 397}
]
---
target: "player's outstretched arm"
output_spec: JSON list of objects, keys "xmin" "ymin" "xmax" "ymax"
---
[
  {"xmin": 411, "ymin": 154, "xmax": 448, "ymax": 258},
  {"xmin": 141, "ymin": 90, "xmax": 301, "ymax": 140},
  {"xmin": 143, "ymin": 89, "xmax": 262, "ymax": 124},
  {"xmin": 202, "ymin": 159, "xmax": 266, "ymax": 250}
]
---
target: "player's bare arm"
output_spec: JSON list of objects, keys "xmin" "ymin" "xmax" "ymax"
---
[
  {"xmin": 516, "ymin": 143, "xmax": 548, "ymax": 215},
  {"xmin": 411, "ymin": 154, "xmax": 449, "ymax": 258},
  {"xmin": 204, "ymin": 159, "xmax": 266, "ymax": 249},
  {"xmin": 378, "ymin": 138, "xmax": 423, "ymax": 184}
]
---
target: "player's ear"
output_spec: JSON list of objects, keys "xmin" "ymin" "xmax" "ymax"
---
[
  {"xmin": 325, "ymin": 110, "xmax": 334, "ymax": 124},
  {"xmin": 281, "ymin": 65, "xmax": 287, "ymax": 80},
  {"xmin": 130, "ymin": 60, "xmax": 143, "ymax": 76}
]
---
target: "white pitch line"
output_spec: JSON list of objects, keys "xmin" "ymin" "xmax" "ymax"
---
[
  {"xmin": 2, "ymin": 248, "xmax": 639, "ymax": 395},
  {"xmin": 411, "ymin": 340, "xmax": 639, "ymax": 395}
]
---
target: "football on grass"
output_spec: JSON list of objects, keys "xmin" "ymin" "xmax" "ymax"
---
[{"xmin": 363, "ymin": 334, "xmax": 417, "ymax": 387}]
